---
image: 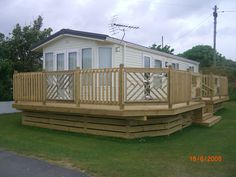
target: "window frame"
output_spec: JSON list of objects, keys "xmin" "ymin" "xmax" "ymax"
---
[
  {"xmin": 97, "ymin": 46, "xmax": 113, "ymax": 86},
  {"xmin": 81, "ymin": 48, "xmax": 93, "ymax": 69},
  {"xmin": 143, "ymin": 55, "xmax": 151, "ymax": 68},
  {"xmin": 98, "ymin": 46, "xmax": 113, "ymax": 69},
  {"xmin": 56, "ymin": 52, "xmax": 65, "ymax": 71},
  {"xmin": 44, "ymin": 52, "xmax": 54, "ymax": 71},
  {"xmin": 68, "ymin": 51, "xmax": 78, "ymax": 70},
  {"xmin": 154, "ymin": 59, "xmax": 162, "ymax": 68}
]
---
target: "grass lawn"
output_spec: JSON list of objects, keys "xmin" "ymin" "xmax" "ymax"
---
[{"xmin": 0, "ymin": 102, "xmax": 235, "ymax": 177}]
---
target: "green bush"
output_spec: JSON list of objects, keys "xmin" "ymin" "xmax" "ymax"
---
[{"xmin": 0, "ymin": 59, "xmax": 13, "ymax": 101}]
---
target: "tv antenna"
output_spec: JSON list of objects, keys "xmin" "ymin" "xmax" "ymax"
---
[{"xmin": 109, "ymin": 15, "xmax": 139, "ymax": 42}]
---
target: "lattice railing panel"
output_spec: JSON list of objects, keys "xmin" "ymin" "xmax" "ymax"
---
[
  {"xmin": 124, "ymin": 68, "xmax": 168, "ymax": 103},
  {"xmin": 46, "ymin": 72, "xmax": 74, "ymax": 101}
]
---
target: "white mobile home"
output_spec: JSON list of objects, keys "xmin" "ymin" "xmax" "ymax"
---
[
  {"xmin": 31, "ymin": 29, "xmax": 199, "ymax": 72},
  {"xmin": 13, "ymin": 29, "xmax": 228, "ymax": 139}
]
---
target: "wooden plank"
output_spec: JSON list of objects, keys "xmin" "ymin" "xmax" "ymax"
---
[
  {"xmin": 106, "ymin": 69, "xmax": 108, "ymax": 103},
  {"xmin": 125, "ymin": 67, "xmax": 168, "ymax": 73},
  {"xmin": 168, "ymin": 67, "xmax": 172, "ymax": 108}
]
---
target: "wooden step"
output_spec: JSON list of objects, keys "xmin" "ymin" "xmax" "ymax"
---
[
  {"xmin": 194, "ymin": 112, "xmax": 212, "ymax": 122},
  {"xmin": 202, "ymin": 112, "xmax": 213, "ymax": 120},
  {"xmin": 193, "ymin": 116, "xmax": 221, "ymax": 127}
]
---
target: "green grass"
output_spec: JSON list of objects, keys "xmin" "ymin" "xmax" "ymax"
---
[{"xmin": 0, "ymin": 102, "xmax": 236, "ymax": 177}]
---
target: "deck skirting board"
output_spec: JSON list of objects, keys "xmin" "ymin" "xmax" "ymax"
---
[{"xmin": 22, "ymin": 111, "xmax": 194, "ymax": 139}]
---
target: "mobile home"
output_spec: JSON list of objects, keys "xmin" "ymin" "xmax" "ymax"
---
[{"xmin": 12, "ymin": 29, "xmax": 228, "ymax": 139}]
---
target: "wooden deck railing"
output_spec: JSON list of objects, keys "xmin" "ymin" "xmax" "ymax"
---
[
  {"xmin": 13, "ymin": 65, "xmax": 228, "ymax": 109},
  {"xmin": 13, "ymin": 72, "xmax": 44, "ymax": 102},
  {"xmin": 202, "ymin": 74, "xmax": 228, "ymax": 100}
]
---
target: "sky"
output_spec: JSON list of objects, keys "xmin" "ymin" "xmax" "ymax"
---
[{"xmin": 1, "ymin": 0, "xmax": 236, "ymax": 61}]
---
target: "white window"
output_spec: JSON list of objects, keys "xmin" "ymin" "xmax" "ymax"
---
[
  {"xmin": 57, "ymin": 53, "xmax": 65, "ymax": 71},
  {"xmin": 189, "ymin": 66, "xmax": 194, "ymax": 72},
  {"xmin": 82, "ymin": 48, "xmax": 92, "ymax": 69},
  {"xmin": 144, "ymin": 56, "xmax": 151, "ymax": 68},
  {"xmin": 154, "ymin": 59, "xmax": 162, "ymax": 68},
  {"xmin": 165, "ymin": 62, "xmax": 169, "ymax": 67},
  {"xmin": 172, "ymin": 63, "xmax": 179, "ymax": 70},
  {"xmin": 154, "ymin": 60, "xmax": 163, "ymax": 88},
  {"xmin": 68, "ymin": 52, "xmax": 77, "ymax": 70},
  {"xmin": 99, "ymin": 47, "xmax": 112, "ymax": 68},
  {"xmin": 45, "ymin": 52, "xmax": 53, "ymax": 71}
]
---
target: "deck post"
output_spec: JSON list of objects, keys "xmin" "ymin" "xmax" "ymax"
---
[
  {"xmin": 119, "ymin": 64, "xmax": 124, "ymax": 110},
  {"xmin": 219, "ymin": 75, "xmax": 222, "ymax": 99},
  {"xmin": 76, "ymin": 67, "xmax": 81, "ymax": 107},
  {"xmin": 13, "ymin": 70, "xmax": 18, "ymax": 103},
  {"xmin": 168, "ymin": 66, "xmax": 172, "ymax": 109},
  {"xmin": 187, "ymin": 70, "xmax": 191, "ymax": 105},
  {"xmin": 42, "ymin": 69, "xmax": 46, "ymax": 105},
  {"xmin": 200, "ymin": 71, "xmax": 202, "ymax": 100},
  {"xmin": 210, "ymin": 73, "xmax": 214, "ymax": 101}
]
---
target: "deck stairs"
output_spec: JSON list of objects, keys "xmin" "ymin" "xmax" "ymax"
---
[{"xmin": 193, "ymin": 111, "xmax": 221, "ymax": 127}]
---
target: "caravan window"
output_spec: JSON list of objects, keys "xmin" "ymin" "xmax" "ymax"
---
[
  {"xmin": 99, "ymin": 47, "xmax": 112, "ymax": 68},
  {"xmin": 172, "ymin": 63, "xmax": 179, "ymax": 70},
  {"xmin": 82, "ymin": 48, "xmax": 92, "ymax": 69},
  {"xmin": 99, "ymin": 47, "xmax": 112, "ymax": 85},
  {"xmin": 45, "ymin": 52, "xmax": 53, "ymax": 71},
  {"xmin": 144, "ymin": 56, "xmax": 151, "ymax": 68},
  {"xmin": 189, "ymin": 66, "xmax": 194, "ymax": 72},
  {"xmin": 68, "ymin": 52, "xmax": 77, "ymax": 70},
  {"xmin": 154, "ymin": 59, "xmax": 162, "ymax": 68},
  {"xmin": 57, "ymin": 53, "xmax": 65, "ymax": 71}
]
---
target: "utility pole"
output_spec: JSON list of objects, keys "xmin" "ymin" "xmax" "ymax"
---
[
  {"xmin": 161, "ymin": 36, "xmax": 164, "ymax": 49},
  {"xmin": 213, "ymin": 5, "xmax": 218, "ymax": 67}
]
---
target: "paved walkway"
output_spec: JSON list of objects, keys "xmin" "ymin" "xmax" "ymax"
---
[
  {"xmin": 0, "ymin": 151, "xmax": 90, "ymax": 177},
  {"xmin": 0, "ymin": 101, "xmax": 20, "ymax": 114}
]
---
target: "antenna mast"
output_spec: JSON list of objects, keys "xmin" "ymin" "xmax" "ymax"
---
[{"xmin": 109, "ymin": 16, "xmax": 139, "ymax": 43}]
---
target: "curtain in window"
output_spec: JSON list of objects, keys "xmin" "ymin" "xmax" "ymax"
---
[
  {"xmin": 82, "ymin": 48, "xmax": 92, "ymax": 69},
  {"xmin": 68, "ymin": 52, "xmax": 77, "ymax": 70},
  {"xmin": 45, "ymin": 53, "xmax": 53, "ymax": 71},
  {"xmin": 99, "ymin": 47, "xmax": 112, "ymax": 68},
  {"xmin": 57, "ymin": 53, "xmax": 64, "ymax": 71}
]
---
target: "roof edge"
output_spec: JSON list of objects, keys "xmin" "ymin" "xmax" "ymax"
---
[
  {"xmin": 31, "ymin": 29, "xmax": 108, "ymax": 51},
  {"xmin": 106, "ymin": 37, "xmax": 200, "ymax": 65}
]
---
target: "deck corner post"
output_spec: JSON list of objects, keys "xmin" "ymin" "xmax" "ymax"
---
[
  {"xmin": 119, "ymin": 64, "xmax": 124, "ymax": 110},
  {"xmin": 42, "ymin": 69, "xmax": 46, "ymax": 105},
  {"xmin": 168, "ymin": 66, "xmax": 173, "ymax": 109},
  {"xmin": 76, "ymin": 67, "xmax": 81, "ymax": 107},
  {"xmin": 13, "ymin": 70, "xmax": 18, "ymax": 103}
]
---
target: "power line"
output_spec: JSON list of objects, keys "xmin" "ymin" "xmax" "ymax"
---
[
  {"xmin": 219, "ymin": 10, "xmax": 236, "ymax": 13},
  {"xmin": 172, "ymin": 14, "xmax": 211, "ymax": 43}
]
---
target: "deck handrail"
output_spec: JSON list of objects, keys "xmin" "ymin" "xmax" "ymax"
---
[{"xmin": 13, "ymin": 66, "xmax": 228, "ymax": 109}]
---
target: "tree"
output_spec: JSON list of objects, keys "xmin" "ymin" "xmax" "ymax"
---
[
  {"xmin": 6, "ymin": 16, "xmax": 52, "ymax": 72},
  {"xmin": 150, "ymin": 43, "xmax": 174, "ymax": 54},
  {"xmin": 0, "ymin": 59, "xmax": 13, "ymax": 101},
  {"xmin": 178, "ymin": 45, "xmax": 228, "ymax": 68},
  {"xmin": 179, "ymin": 45, "xmax": 236, "ymax": 100},
  {"xmin": 0, "ymin": 16, "xmax": 52, "ymax": 101}
]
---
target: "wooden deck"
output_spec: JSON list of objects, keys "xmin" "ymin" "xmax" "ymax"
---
[
  {"xmin": 13, "ymin": 101, "xmax": 205, "ymax": 118},
  {"xmin": 12, "ymin": 66, "xmax": 229, "ymax": 138}
]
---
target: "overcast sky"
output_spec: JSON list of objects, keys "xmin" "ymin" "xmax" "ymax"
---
[{"xmin": 1, "ymin": 0, "xmax": 236, "ymax": 60}]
